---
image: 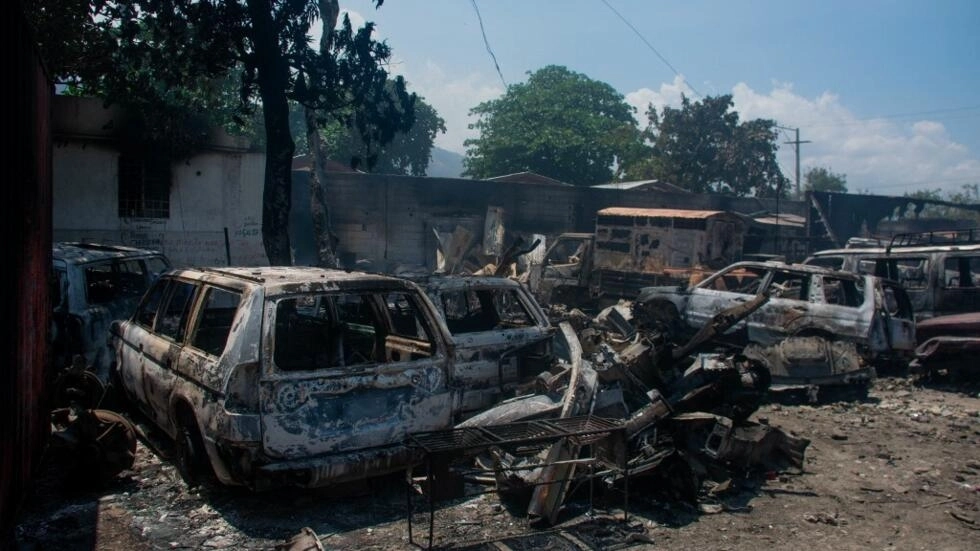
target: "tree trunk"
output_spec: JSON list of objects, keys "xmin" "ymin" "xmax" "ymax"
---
[
  {"xmin": 306, "ymin": 0, "xmax": 341, "ymax": 268},
  {"xmin": 247, "ymin": 0, "xmax": 295, "ymax": 266}
]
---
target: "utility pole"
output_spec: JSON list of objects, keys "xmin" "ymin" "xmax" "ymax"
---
[{"xmin": 777, "ymin": 125, "xmax": 810, "ymax": 197}]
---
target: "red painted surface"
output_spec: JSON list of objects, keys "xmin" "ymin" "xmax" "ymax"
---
[{"xmin": 1, "ymin": 2, "xmax": 52, "ymax": 538}]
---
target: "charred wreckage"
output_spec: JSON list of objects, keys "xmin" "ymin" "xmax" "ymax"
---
[{"xmin": 50, "ymin": 250, "xmax": 945, "ymax": 542}]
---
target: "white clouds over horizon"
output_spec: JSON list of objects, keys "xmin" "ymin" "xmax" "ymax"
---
[
  {"xmin": 626, "ymin": 77, "xmax": 980, "ymax": 195},
  {"xmin": 391, "ymin": 61, "xmax": 503, "ymax": 155}
]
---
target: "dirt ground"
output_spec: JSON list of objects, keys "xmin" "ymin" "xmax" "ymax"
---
[{"xmin": 13, "ymin": 376, "xmax": 980, "ymax": 551}]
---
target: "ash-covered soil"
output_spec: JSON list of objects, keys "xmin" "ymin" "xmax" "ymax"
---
[{"xmin": 15, "ymin": 377, "xmax": 980, "ymax": 550}]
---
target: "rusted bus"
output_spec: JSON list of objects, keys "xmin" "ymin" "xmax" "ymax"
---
[{"xmin": 593, "ymin": 207, "xmax": 745, "ymax": 274}]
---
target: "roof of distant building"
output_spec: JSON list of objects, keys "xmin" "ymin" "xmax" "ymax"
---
[
  {"xmin": 598, "ymin": 207, "xmax": 731, "ymax": 219},
  {"xmin": 486, "ymin": 171, "xmax": 572, "ymax": 186},
  {"xmin": 592, "ymin": 179, "xmax": 689, "ymax": 193},
  {"xmin": 751, "ymin": 213, "xmax": 806, "ymax": 228}
]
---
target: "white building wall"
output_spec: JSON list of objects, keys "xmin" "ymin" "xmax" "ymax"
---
[
  {"xmin": 53, "ymin": 141, "xmax": 268, "ymax": 267},
  {"xmin": 52, "ymin": 144, "xmax": 119, "ymax": 230}
]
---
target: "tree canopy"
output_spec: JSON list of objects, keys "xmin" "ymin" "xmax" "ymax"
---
[
  {"xmin": 294, "ymin": 87, "xmax": 445, "ymax": 176},
  {"xmin": 30, "ymin": 0, "xmax": 416, "ymax": 265},
  {"xmin": 623, "ymin": 95, "xmax": 788, "ymax": 197},
  {"xmin": 463, "ymin": 65, "xmax": 641, "ymax": 186},
  {"xmin": 804, "ymin": 166, "xmax": 848, "ymax": 193}
]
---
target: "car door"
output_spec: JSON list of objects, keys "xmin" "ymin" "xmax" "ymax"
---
[
  {"xmin": 793, "ymin": 274, "xmax": 869, "ymax": 341},
  {"xmin": 179, "ymin": 285, "xmax": 245, "ymax": 396},
  {"xmin": 259, "ymin": 289, "xmax": 452, "ymax": 459},
  {"xmin": 139, "ymin": 279, "xmax": 200, "ymax": 432},
  {"xmin": 683, "ymin": 264, "xmax": 771, "ymax": 336},
  {"xmin": 879, "ymin": 281, "xmax": 916, "ymax": 353},
  {"xmin": 116, "ymin": 277, "xmax": 170, "ymax": 410},
  {"xmin": 744, "ymin": 269, "xmax": 813, "ymax": 345},
  {"xmin": 434, "ymin": 284, "xmax": 552, "ymax": 415}
]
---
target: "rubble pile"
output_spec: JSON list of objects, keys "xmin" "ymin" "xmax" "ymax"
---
[{"xmin": 445, "ymin": 297, "xmax": 810, "ymax": 527}]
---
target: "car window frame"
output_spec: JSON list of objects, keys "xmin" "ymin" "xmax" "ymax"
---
[{"xmin": 186, "ymin": 284, "xmax": 244, "ymax": 358}]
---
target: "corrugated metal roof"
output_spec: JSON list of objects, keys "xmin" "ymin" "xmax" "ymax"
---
[
  {"xmin": 597, "ymin": 207, "xmax": 728, "ymax": 219},
  {"xmin": 592, "ymin": 180, "xmax": 690, "ymax": 193},
  {"xmin": 752, "ymin": 214, "xmax": 806, "ymax": 227}
]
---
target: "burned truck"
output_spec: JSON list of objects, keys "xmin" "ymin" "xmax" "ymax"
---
[{"xmin": 529, "ymin": 207, "xmax": 745, "ymax": 307}]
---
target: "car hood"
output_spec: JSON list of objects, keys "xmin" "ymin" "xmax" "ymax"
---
[{"xmin": 636, "ymin": 285, "xmax": 688, "ymax": 303}]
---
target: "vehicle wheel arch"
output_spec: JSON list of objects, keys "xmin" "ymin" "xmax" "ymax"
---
[{"xmin": 171, "ymin": 397, "xmax": 216, "ymax": 487}]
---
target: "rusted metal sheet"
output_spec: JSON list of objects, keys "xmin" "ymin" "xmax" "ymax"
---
[{"xmin": 597, "ymin": 207, "xmax": 726, "ymax": 219}]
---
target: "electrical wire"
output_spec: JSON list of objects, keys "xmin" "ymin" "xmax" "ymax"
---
[
  {"xmin": 470, "ymin": 0, "xmax": 508, "ymax": 89},
  {"xmin": 598, "ymin": 0, "xmax": 701, "ymax": 97}
]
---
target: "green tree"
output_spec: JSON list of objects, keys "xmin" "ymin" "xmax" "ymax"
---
[
  {"xmin": 295, "ymin": 88, "xmax": 445, "ymax": 176},
  {"xmin": 30, "ymin": 0, "xmax": 415, "ymax": 265},
  {"xmin": 905, "ymin": 184, "xmax": 980, "ymax": 222},
  {"xmin": 463, "ymin": 65, "xmax": 643, "ymax": 186},
  {"xmin": 804, "ymin": 166, "xmax": 848, "ymax": 193},
  {"xmin": 624, "ymin": 95, "xmax": 788, "ymax": 197}
]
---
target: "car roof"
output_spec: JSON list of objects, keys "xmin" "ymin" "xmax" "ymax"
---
[
  {"xmin": 53, "ymin": 242, "xmax": 167, "ymax": 265},
  {"xmin": 720, "ymin": 260, "xmax": 862, "ymax": 279},
  {"xmin": 810, "ymin": 243, "xmax": 980, "ymax": 256},
  {"xmin": 166, "ymin": 266, "xmax": 415, "ymax": 297}
]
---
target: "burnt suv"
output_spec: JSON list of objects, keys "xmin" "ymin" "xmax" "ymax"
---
[
  {"xmin": 112, "ymin": 267, "xmax": 571, "ymax": 489},
  {"xmin": 52, "ymin": 242, "xmax": 170, "ymax": 379},
  {"xmin": 634, "ymin": 261, "xmax": 917, "ymax": 371}
]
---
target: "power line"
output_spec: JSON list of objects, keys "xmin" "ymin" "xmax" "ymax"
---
[
  {"xmin": 598, "ymin": 0, "xmax": 701, "ymax": 97},
  {"xmin": 470, "ymin": 0, "xmax": 507, "ymax": 89}
]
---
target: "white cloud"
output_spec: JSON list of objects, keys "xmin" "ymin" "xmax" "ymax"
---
[
  {"xmin": 625, "ymin": 80, "xmax": 980, "ymax": 195},
  {"xmin": 625, "ymin": 76, "xmax": 695, "ymax": 122},
  {"xmin": 307, "ymin": 9, "xmax": 370, "ymax": 49},
  {"xmin": 394, "ymin": 61, "xmax": 504, "ymax": 154}
]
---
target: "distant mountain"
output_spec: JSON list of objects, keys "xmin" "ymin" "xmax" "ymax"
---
[{"xmin": 426, "ymin": 147, "xmax": 465, "ymax": 178}]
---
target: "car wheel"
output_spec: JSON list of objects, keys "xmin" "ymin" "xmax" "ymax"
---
[{"xmin": 175, "ymin": 418, "xmax": 213, "ymax": 488}]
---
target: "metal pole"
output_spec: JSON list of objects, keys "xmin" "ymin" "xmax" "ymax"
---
[{"xmin": 795, "ymin": 128, "xmax": 801, "ymax": 197}]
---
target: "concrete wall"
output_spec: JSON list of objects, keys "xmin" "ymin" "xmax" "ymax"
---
[
  {"xmin": 308, "ymin": 172, "xmax": 804, "ymax": 272},
  {"xmin": 52, "ymin": 97, "xmax": 267, "ymax": 267}
]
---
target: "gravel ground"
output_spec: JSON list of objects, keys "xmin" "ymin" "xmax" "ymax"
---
[{"xmin": 14, "ymin": 377, "xmax": 980, "ymax": 550}]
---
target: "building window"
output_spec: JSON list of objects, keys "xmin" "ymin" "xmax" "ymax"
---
[{"xmin": 118, "ymin": 154, "xmax": 170, "ymax": 218}]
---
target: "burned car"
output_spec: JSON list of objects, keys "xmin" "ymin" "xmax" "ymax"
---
[
  {"xmin": 633, "ymin": 261, "xmax": 916, "ymax": 385},
  {"xmin": 111, "ymin": 267, "xmax": 574, "ymax": 489},
  {"xmin": 420, "ymin": 276, "xmax": 555, "ymax": 416},
  {"xmin": 52, "ymin": 242, "xmax": 171, "ymax": 380}
]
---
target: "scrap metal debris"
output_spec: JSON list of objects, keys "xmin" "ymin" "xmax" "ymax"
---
[{"xmin": 430, "ymin": 294, "xmax": 810, "ymax": 527}]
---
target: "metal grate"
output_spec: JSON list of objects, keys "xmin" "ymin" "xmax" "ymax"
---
[{"xmin": 407, "ymin": 416, "xmax": 623, "ymax": 455}]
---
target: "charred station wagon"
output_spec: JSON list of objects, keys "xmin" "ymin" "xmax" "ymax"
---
[{"xmin": 112, "ymin": 267, "xmax": 561, "ymax": 488}]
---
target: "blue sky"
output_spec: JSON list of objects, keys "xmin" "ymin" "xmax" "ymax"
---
[{"xmin": 333, "ymin": 0, "xmax": 980, "ymax": 195}]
